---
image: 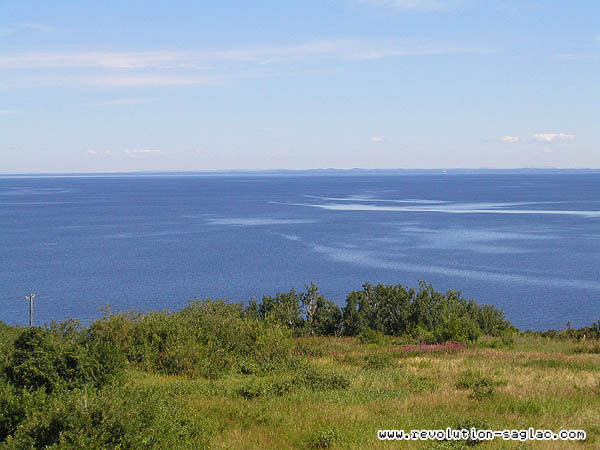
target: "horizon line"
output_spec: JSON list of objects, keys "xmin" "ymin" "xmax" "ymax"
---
[{"xmin": 2, "ymin": 167, "xmax": 600, "ymax": 178}]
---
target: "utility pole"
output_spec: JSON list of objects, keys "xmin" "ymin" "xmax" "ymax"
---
[{"xmin": 25, "ymin": 294, "xmax": 35, "ymax": 327}]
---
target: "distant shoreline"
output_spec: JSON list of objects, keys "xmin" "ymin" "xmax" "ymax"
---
[{"xmin": 2, "ymin": 168, "xmax": 600, "ymax": 178}]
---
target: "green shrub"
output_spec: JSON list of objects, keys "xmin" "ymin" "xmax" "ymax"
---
[
  {"xmin": 309, "ymin": 428, "xmax": 341, "ymax": 448},
  {"xmin": 455, "ymin": 370, "xmax": 497, "ymax": 400},
  {"xmin": 296, "ymin": 369, "xmax": 350, "ymax": 391},
  {"xmin": 4, "ymin": 326, "xmax": 123, "ymax": 393},
  {"xmin": 237, "ymin": 369, "xmax": 350, "ymax": 399},
  {"xmin": 455, "ymin": 370, "xmax": 495, "ymax": 390},
  {"xmin": 363, "ymin": 353, "xmax": 395, "ymax": 370},
  {"xmin": 407, "ymin": 375, "xmax": 438, "ymax": 393},
  {"xmin": 236, "ymin": 379, "xmax": 294, "ymax": 399},
  {"xmin": 89, "ymin": 299, "xmax": 293, "ymax": 379},
  {"xmin": 0, "ymin": 385, "xmax": 211, "ymax": 449},
  {"xmin": 468, "ymin": 382, "xmax": 495, "ymax": 400},
  {"xmin": 358, "ymin": 328, "xmax": 384, "ymax": 345}
]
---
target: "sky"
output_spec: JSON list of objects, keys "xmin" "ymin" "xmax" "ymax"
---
[{"xmin": 1, "ymin": 0, "xmax": 599, "ymax": 173}]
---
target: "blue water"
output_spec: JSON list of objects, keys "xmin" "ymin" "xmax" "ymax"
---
[{"xmin": 1, "ymin": 174, "xmax": 599, "ymax": 330}]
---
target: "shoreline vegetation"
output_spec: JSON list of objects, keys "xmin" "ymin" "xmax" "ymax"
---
[{"xmin": 0, "ymin": 282, "xmax": 598, "ymax": 449}]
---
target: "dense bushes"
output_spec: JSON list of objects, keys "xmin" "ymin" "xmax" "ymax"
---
[
  {"xmin": 244, "ymin": 281, "xmax": 511, "ymax": 343},
  {"xmin": 527, "ymin": 319, "xmax": 600, "ymax": 340},
  {"xmin": 0, "ymin": 384, "xmax": 210, "ymax": 449},
  {"xmin": 341, "ymin": 282, "xmax": 510, "ymax": 343},
  {"xmin": 248, "ymin": 283, "xmax": 342, "ymax": 337},
  {"xmin": 5, "ymin": 324, "xmax": 122, "ymax": 393},
  {"xmin": 0, "ymin": 281, "xmax": 514, "ymax": 396},
  {"xmin": 90, "ymin": 299, "xmax": 293, "ymax": 379},
  {"xmin": 0, "ymin": 300, "xmax": 294, "ymax": 446}
]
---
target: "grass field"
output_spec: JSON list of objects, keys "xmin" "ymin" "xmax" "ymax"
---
[{"xmin": 123, "ymin": 334, "xmax": 600, "ymax": 449}]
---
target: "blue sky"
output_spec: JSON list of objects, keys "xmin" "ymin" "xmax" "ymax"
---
[{"xmin": 1, "ymin": 0, "xmax": 599, "ymax": 173}]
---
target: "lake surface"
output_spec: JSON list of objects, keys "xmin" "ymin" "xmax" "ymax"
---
[{"xmin": 1, "ymin": 173, "xmax": 599, "ymax": 330}]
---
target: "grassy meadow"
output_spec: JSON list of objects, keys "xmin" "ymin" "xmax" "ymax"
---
[{"xmin": 125, "ymin": 334, "xmax": 600, "ymax": 450}]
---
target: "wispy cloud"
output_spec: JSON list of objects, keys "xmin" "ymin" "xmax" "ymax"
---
[
  {"xmin": 499, "ymin": 135, "xmax": 519, "ymax": 143},
  {"xmin": 125, "ymin": 149, "xmax": 162, "ymax": 157},
  {"xmin": 0, "ymin": 40, "xmax": 480, "ymax": 89},
  {"xmin": 87, "ymin": 149, "xmax": 113, "ymax": 156},
  {"xmin": 94, "ymin": 97, "xmax": 152, "ymax": 106},
  {"xmin": 0, "ymin": 40, "xmax": 477, "ymax": 70},
  {"xmin": 352, "ymin": 0, "xmax": 462, "ymax": 11},
  {"xmin": 0, "ymin": 23, "xmax": 56, "ymax": 37},
  {"xmin": 0, "ymin": 45, "xmax": 331, "ymax": 69},
  {"xmin": 22, "ymin": 23, "xmax": 56, "ymax": 33},
  {"xmin": 533, "ymin": 133, "xmax": 576, "ymax": 143},
  {"xmin": 369, "ymin": 137, "xmax": 385, "ymax": 142},
  {"xmin": 0, "ymin": 109, "xmax": 22, "ymax": 115}
]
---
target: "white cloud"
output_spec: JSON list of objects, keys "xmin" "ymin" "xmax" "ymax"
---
[
  {"xmin": 0, "ymin": 109, "xmax": 21, "ymax": 115},
  {"xmin": 95, "ymin": 97, "xmax": 152, "ymax": 106},
  {"xmin": 500, "ymin": 136, "xmax": 519, "ymax": 143},
  {"xmin": 533, "ymin": 133, "xmax": 576, "ymax": 143},
  {"xmin": 87, "ymin": 150, "xmax": 97, "ymax": 155},
  {"xmin": 369, "ymin": 137, "xmax": 385, "ymax": 142},
  {"xmin": 352, "ymin": 0, "xmax": 461, "ymax": 11}
]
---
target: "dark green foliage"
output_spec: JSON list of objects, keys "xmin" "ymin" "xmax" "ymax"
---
[
  {"xmin": 246, "ymin": 281, "xmax": 511, "ymax": 343},
  {"xmin": 0, "ymin": 385, "xmax": 211, "ymax": 449},
  {"xmin": 303, "ymin": 283, "xmax": 342, "ymax": 336},
  {"xmin": 0, "ymin": 383, "xmax": 36, "ymax": 441},
  {"xmin": 357, "ymin": 328, "xmax": 385, "ymax": 344},
  {"xmin": 5, "ymin": 325, "xmax": 123, "ymax": 393},
  {"xmin": 259, "ymin": 289, "xmax": 305, "ymax": 334},
  {"xmin": 341, "ymin": 282, "xmax": 510, "ymax": 342},
  {"xmin": 257, "ymin": 284, "xmax": 342, "ymax": 337}
]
